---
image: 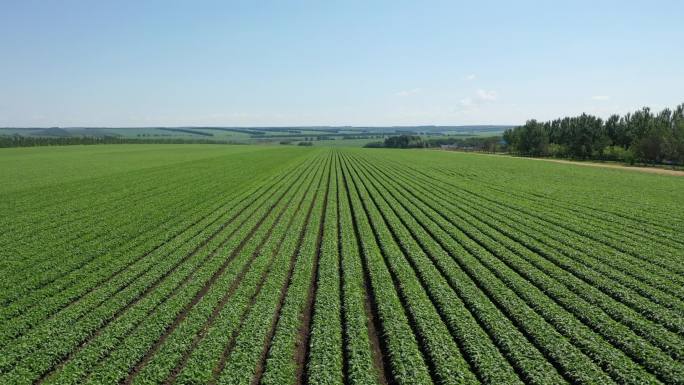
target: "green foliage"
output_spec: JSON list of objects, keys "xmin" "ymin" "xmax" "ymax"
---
[
  {"xmin": 362, "ymin": 141, "xmax": 384, "ymax": 148},
  {"xmin": 365, "ymin": 134, "xmax": 505, "ymax": 152},
  {"xmin": 1, "ymin": 145, "xmax": 682, "ymax": 385},
  {"xmin": 382, "ymin": 135, "xmax": 426, "ymax": 148},
  {"xmin": 0, "ymin": 134, "xmax": 240, "ymax": 147},
  {"xmin": 602, "ymin": 145, "xmax": 635, "ymax": 163},
  {"xmin": 504, "ymin": 103, "xmax": 684, "ymax": 164}
]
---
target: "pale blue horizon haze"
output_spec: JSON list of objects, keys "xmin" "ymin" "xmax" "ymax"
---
[{"xmin": 1, "ymin": 0, "xmax": 683, "ymax": 127}]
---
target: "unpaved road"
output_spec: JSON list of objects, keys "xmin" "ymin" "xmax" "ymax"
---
[
  {"xmin": 438, "ymin": 150, "xmax": 684, "ymax": 176},
  {"xmin": 527, "ymin": 157, "xmax": 684, "ymax": 176}
]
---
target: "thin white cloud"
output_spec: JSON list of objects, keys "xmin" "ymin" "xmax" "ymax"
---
[
  {"xmin": 459, "ymin": 97, "xmax": 474, "ymax": 107},
  {"xmin": 465, "ymin": 74, "xmax": 476, "ymax": 81},
  {"xmin": 591, "ymin": 95, "xmax": 610, "ymax": 101},
  {"xmin": 455, "ymin": 89, "xmax": 499, "ymax": 112},
  {"xmin": 476, "ymin": 89, "xmax": 498, "ymax": 101},
  {"xmin": 395, "ymin": 88, "xmax": 421, "ymax": 97}
]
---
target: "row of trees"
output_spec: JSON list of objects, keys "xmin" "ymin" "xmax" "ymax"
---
[
  {"xmin": 0, "ymin": 135, "xmax": 240, "ymax": 148},
  {"xmin": 365, "ymin": 134, "xmax": 505, "ymax": 151},
  {"xmin": 503, "ymin": 104, "xmax": 684, "ymax": 164},
  {"xmin": 383, "ymin": 135, "xmax": 427, "ymax": 148},
  {"xmin": 428, "ymin": 135, "xmax": 504, "ymax": 152}
]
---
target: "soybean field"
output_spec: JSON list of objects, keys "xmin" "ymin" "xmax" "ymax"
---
[{"xmin": 1, "ymin": 144, "xmax": 683, "ymax": 385}]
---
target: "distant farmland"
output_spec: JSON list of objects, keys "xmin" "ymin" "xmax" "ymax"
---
[
  {"xmin": 0, "ymin": 125, "xmax": 509, "ymax": 148},
  {"xmin": 1, "ymin": 145, "xmax": 682, "ymax": 385}
]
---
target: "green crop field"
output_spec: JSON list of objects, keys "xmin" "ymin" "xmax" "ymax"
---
[{"xmin": 1, "ymin": 144, "xmax": 683, "ymax": 385}]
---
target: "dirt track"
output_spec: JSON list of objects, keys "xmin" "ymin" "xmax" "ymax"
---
[
  {"xmin": 527, "ymin": 157, "xmax": 684, "ymax": 176},
  {"xmin": 439, "ymin": 150, "xmax": 684, "ymax": 176}
]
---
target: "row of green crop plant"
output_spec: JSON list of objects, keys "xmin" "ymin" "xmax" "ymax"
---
[
  {"xmin": 43, "ymin": 156, "xmax": 325, "ymax": 385},
  {"xmin": 374, "ymin": 153, "xmax": 684, "ymax": 298},
  {"xmin": 388, "ymin": 156, "xmax": 684, "ymax": 313},
  {"xmin": 351, "ymin": 152, "xmax": 683, "ymax": 384},
  {"xmin": 305, "ymin": 155, "xmax": 344, "ymax": 385},
  {"xmin": 250, "ymin": 154, "xmax": 333, "ymax": 385},
  {"xmin": 427, "ymin": 164, "xmax": 684, "ymax": 248},
  {"xmin": 351, "ymin": 155, "xmax": 590, "ymax": 384},
  {"xmin": 373, "ymin": 147, "xmax": 683, "ymax": 232},
  {"xmin": 345, "ymin": 155, "xmax": 566, "ymax": 384},
  {"xmin": 78, "ymin": 156, "xmax": 326, "ymax": 385},
  {"xmin": 0, "ymin": 151, "xmax": 304, "ymax": 300},
  {"xmin": 125, "ymin": 156, "xmax": 325, "ymax": 385},
  {"xmin": 351, "ymin": 154, "xmax": 623, "ymax": 384},
  {"xmin": 470, "ymin": 170, "xmax": 683, "ymax": 247},
  {"xmin": 0, "ymin": 157, "xmax": 315, "ymax": 354},
  {"xmin": 341, "ymin": 155, "xmax": 481, "ymax": 385},
  {"xmin": 341, "ymin": 153, "xmax": 524, "ymax": 384},
  {"xmin": 0, "ymin": 174, "xmax": 247, "ymax": 325},
  {"xmin": 392, "ymin": 172, "xmax": 683, "ymax": 382},
  {"xmin": 339, "ymin": 155, "xmax": 433, "ymax": 385},
  {"xmin": 214, "ymin": 155, "xmax": 331, "ymax": 385},
  {"xmin": 334, "ymin": 156, "xmax": 383, "ymax": 385},
  {"xmin": 1, "ymin": 168, "xmax": 228, "ymax": 297},
  {"xmin": 0, "ymin": 156, "xmax": 320, "ymax": 384},
  {"xmin": 167, "ymin": 157, "xmax": 326, "ymax": 385},
  {"xmin": 0, "ymin": 152, "xmax": 305, "ymax": 310},
  {"xmin": 427, "ymin": 175, "xmax": 684, "ymax": 328}
]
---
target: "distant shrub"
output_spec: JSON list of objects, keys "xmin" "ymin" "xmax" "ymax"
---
[
  {"xmin": 384, "ymin": 135, "xmax": 425, "ymax": 148},
  {"xmin": 548, "ymin": 143, "xmax": 569, "ymax": 158},
  {"xmin": 298, "ymin": 141, "xmax": 313, "ymax": 146},
  {"xmin": 603, "ymin": 145, "xmax": 635, "ymax": 163}
]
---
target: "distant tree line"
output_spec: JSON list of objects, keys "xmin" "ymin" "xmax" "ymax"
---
[
  {"xmin": 343, "ymin": 135, "xmax": 384, "ymax": 140},
  {"xmin": 364, "ymin": 134, "xmax": 505, "ymax": 152},
  {"xmin": 384, "ymin": 135, "xmax": 427, "ymax": 148},
  {"xmin": 193, "ymin": 127, "xmax": 265, "ymax": 135},
  {"xmin": 0, "ymin": 135, "xmax": 242, "ymax": 148},
  {"xmin": 156, "ymin": 127, "xmax": 214, "ymax": 136},
  {"xmin": 503, "ymin": 103, "xmax": 684, "ymax": 164},
  {"xmin": 257, "ymin": 132, "xmax": 379, "ymax": 139}
]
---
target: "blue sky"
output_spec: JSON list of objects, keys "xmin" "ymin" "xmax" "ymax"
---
[{"xmin": 1, "ymin": 0, "xmax": 682, "ymax": 127}]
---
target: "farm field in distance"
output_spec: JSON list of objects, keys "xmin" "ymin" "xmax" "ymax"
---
[
  {"xmin": 1, "ymin": 144, "xmax": 683, "ymax": 385},
  {"xmin": 0, "ymin": 125, "xmax": 508, "ymax": 148}
]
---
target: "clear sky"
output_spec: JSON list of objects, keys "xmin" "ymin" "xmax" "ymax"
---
[{"xmin": 1, "ymin": 0, "xmax": 682, "ymax": 127}]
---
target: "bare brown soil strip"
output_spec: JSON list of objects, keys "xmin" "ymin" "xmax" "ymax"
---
[
  {"xmin": 352, "ymin": 155, "xmax": 545, "ymax": 383},
  {"xmin": 247, "ymin": 163, "xmax": 328, "ymax": 385},
  {"xmin": 134, "ymin": 204, "xmax": 282, "ymax": 385},
  {"xmin": 295, "ymin": 157, "xmax": 332, "ymax": 385},
  {"xmin": 343, "ymin": 157, "xmax": 443, "ymax": 385},
  {"xmin": 362, "ymin": 285, "xmax": 390, "ymax": 385},
  {"xmin": 121, "ymin": 170, "xmax": 307, "ymax": 385},
  {"xmin": 351, "ymin": 158, "xmax": 491, "ymax": 384},
  {"xmin": 209, "ymin": 161, "xmax": 324, "ymax": 385},
  {"xmin": 339, "ymin": 156, "xmax": 391, "ymax": 385},
  {"xmin": 366, "ymin": 159, "xmax": 590, "ymax": 384},
  {"xmin": 335, "ymin": 160, "xmax": 352, "ymax": 385},
  {"xmin": 161, "ymin": 165, "xmax": 317, "ymax": 385}
]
